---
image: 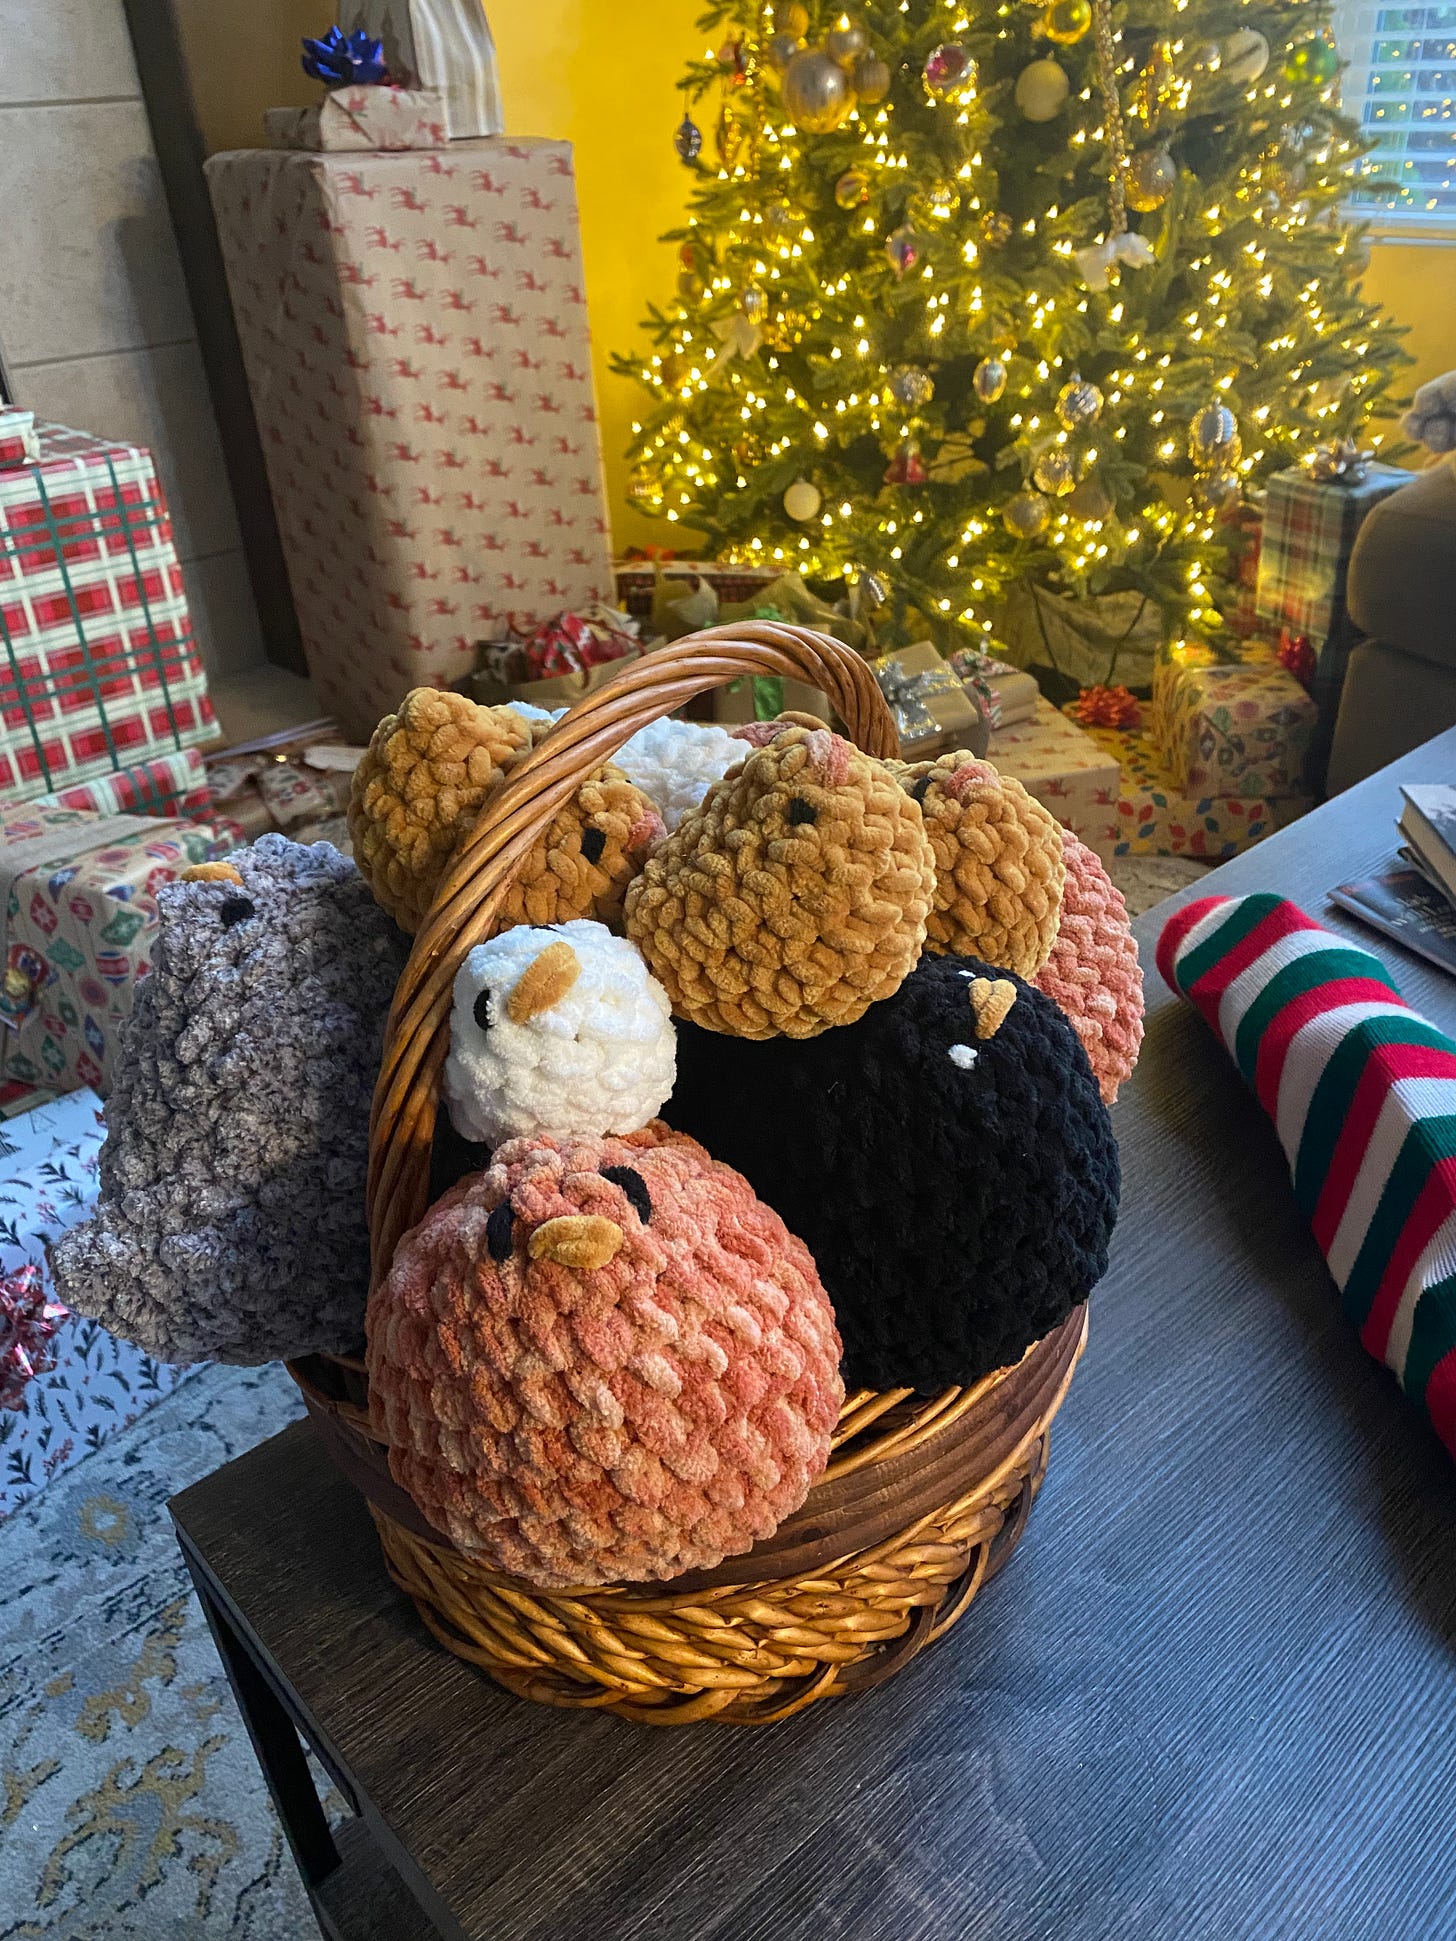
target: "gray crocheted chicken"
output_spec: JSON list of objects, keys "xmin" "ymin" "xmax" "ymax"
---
[{"xmin": 50, "ymin": 835, "xmax": 407, "ymax": 1364}]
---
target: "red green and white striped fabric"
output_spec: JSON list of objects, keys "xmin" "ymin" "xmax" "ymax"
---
[{"xmin": 1159, "ymin": 893, "xmax": 1456, "ymax": 1458}]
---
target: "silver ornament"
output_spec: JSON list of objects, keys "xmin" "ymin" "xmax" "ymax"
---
[
  {"xmin": 853, "ymin": 52, "xmax": 892, "ymax": 103},
  {"xmin": 1004, "ymin": 490, "xmax": 1051, "ymax": 538},
  {"xmin": 1188, "ymin": 402, "xmax": 1241, "ymax": 469},
  {"xmin": 766, "ymin": 33, "xmax": 803, "ymax": 72},
  {"xmin": 674, "ymin": 113, "xmax": 703, "ymax": 164},
  {"xmin": 825, "ymin": 25, "xmax": 869, "ymax": 65},
  {"xmin": 782, "ymin": 48, "xmax": 855, "ymax": 132},
  {"xmin": 1032, "ymin": 448, "xmax": 1077, "ymax": 497},
  {"xmin": 1056, "ymin": 372, "xmax": 1104, "ymax": 429},
  {"xmin": 888, "ymin": 364, "xmax": 935, "ymax": 409},
  {"xmin": 973, "ymin": 355, "xmax": 1008, "ymax": 404}
]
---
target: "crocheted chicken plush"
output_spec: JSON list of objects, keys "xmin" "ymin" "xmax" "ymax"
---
[
  {"xmin": 885, "ymin": 753, "xmax": 1065, "ymax": 979},
  {"xmin": 368, "ymin": 1124, "xmax": 844, "ymax": 1587},
  {"xmin": 613, "ymin": 716, "xmax": 746, "ymax": 833},
  {"xmin": 50, "ymin": 837, "xmax": 407, "ymax": 1364},
  {"xmin": 350, "ymin": 688, "xmax": 663, "ymax": 934},
  {"xmin": 625, "ymin": 722, "xmax": 936, "ymax": 1038},
  {"xmin": 664, "ymin": 950, "xmax": 1120, "ymax": 1391},
  {"xmin": 444, "ymin": 920, "xmax": 676, "ymax": 1148},
  {"xmin": 1035, "ymin": 829, "xmax": 1144, "ymax": 1105}
]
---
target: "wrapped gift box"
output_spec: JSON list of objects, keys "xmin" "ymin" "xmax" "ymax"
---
[
  {"xmin": 950, "ymin": 649, "xmax": 1039, "ymax": 730},
  {"xmin": 990, "ymin": 699, "xmax": 1121, "ymax": 860},
  {"xmin": 207, "ymin": 137, "xmax": 613, "ymax": 742},
  {"xmin": 1255, "ymin": 463, "xmax": 1412, "ymax": 643},
  {"xmin": 1076, "ymin": 715, "xmax": 1310, "ymax": 858},
  {"xmin": 0, "ymin": 804, "xmax": 226, "ymax": 1097},
  {"xmin": 264, "ymin": 83, "xmax": 447, "ymax": 152},
  {"xmin": 0, "ymin": 423, "xmax": 216, "ymax": 799},
  {"xmin": 1221, "ymin": 497, "xmax": 1264, "ymax": 640},
  {"xmin": 614, "ymin": 560, "xmax": 781, "ymax": 627},
  {"xmin": 31, "ymin": 746, "xmax": 212, "ymax": 821},
  {"xmin": 0, "ymin": 409, "xmax": 40, "ymax": 470},
  {"xmin": 873, "ymin": 642, "xmax": 987, "ymax": 759},
  {"xmin": 0, "ymin": 1088, "xmax": 195, "ymax": 1519},
  {"xmin": 1151, "ymin": 651, "xmax": 1317, "ymax": 798}
]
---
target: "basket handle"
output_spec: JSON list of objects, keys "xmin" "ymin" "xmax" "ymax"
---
[{"xmin": 366, "ymin": 621, "xmax": 901, "ymax": 1281}]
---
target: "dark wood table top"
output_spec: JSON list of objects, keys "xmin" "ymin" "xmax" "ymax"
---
[{"xmin": 173, "ymin": 728, "xmax": 1456, "ymax": 1941}]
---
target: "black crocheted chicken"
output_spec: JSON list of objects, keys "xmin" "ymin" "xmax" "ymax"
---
[{"xmin": 663, "ymin": 950, "xmax": 1120, "ymax": 1391}]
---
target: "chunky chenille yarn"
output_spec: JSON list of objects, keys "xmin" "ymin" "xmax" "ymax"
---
[
  {"xmin": 885, "ymin": 753, "xmax": 1065, "ymax": 979},
  {"xmin": 368, "ymin": 1125, "xmax": 844, "ymax": 1587},
  {"xmin": 497, "ymin": 768, "xmax": 664, "ymax": 932},
  {"xmin": 1035, "ymin": 830, "xmax": 1144, "ymax": 1105},
  {"xmin": 50, "ymin": 837, "xmax": 407, "ymax": 1364},
  {"xmin": 625, "ymin": 724, "xmax": 936, "ymax": 1039},
  {"xmin": 613, "ymin": 716, "xmax": 745, "ymax": 832},
  {"xmin": 664, "ymin": 952, "xmax": 1120, "ymax": 1391}
]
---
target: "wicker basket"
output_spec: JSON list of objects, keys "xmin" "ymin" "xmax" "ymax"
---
[{"xmin": 290, "ymin": 622, "xmax": 1091, "ymax": 1725}]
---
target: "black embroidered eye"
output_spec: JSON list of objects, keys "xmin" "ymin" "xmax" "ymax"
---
[
  {"xmin": 473, "ymin": 989, "xmax": 493, "ymax": 1032},
  {"xmin": 486, "ymin": 1201, "xmax": 515, "ymax": 1261},
  {"xmin": 580, "ymin": 826, "xmax": 606, "ymax": 865},
  {"xmin": 220, "ymin": 897, "xmax": 255, "ymax": 927},
  {"xmin": 787, "ymin": 797, "xmax": 817, "ymax": 826},
  {"xmin": 909, "ymin": 775, "xmax": 933, "ymax": 805},
  {"xmin": 602, "ymin": 1166, "xmax": 652, "ymax": 1224}
]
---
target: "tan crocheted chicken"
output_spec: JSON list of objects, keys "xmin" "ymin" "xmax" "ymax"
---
[
  {"xmin": 885, "ymin": 752, "xmax": 1065, "ymax": 979},
  {"xmin": 349, "ymin": 688, "xmax": 663, "ymax": 934},
  {"xmin": 625, "ymin": 723, "xmax": 936, "ymax": 1039}
]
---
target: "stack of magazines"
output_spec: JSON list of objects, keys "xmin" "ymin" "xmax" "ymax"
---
[{"xmin": 1330, "ymin": 785, "xmax": 1456, "ymax": 976}]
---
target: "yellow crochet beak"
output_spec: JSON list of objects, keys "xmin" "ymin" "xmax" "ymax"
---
[{"xmin": 528, "ymin": 1215, "xmax": 624, "ymax": 1270}]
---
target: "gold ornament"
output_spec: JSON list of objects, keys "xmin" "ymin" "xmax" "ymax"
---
[
  {"xmin": 1032, "ymin": 448, "xmax": 1077, "ymax": 496},
  {"xmin": 783, "ymin": 477, "xmax": 823, "ymax": 522},
  {"xmin": 825, "ymin": 25, "xmax": 869, "ymax": 65},
  {"xmin": 1056, "ymin": 372, "xmax": 1104, "ymax": 429},
  {"xmin": 1067, "ymin": 474, "xmax": 1113, "ymax": 521},
  {"xmin": 766, "ymin": 33, "xmax": 803, "ymax": 73},
  {"xmin": 979, "ymin": 210, "xmax": 1014, "ymax": 246},
  {"xmin": 782, "ymin": 48, "xmax": 856, "ymax": 132},
  {"xmin": 888, "ymin": 363, "xmax": 935, "ymax": 409},
  {"xmin": 1044, "ymin": 0, "xmax": 1092, "ymax": 45},
  {"xmin": 773, "ymin": 1, "xmax": 810, "ymax": 35},
  {"xmin": 834, "ymin": 167, "xmax": 872, "ymax": 209},
  {"xmin": 973, "ymin": 355, "xmax": 1009, "ymax": 403},
  {"xmin": 733, "ymin": 433, "xmax": 766, "ymax": 469},
  {"xmin": 1131, "ymin": 40, "xmax": 1174, "ymax": 123},
  {"xmin": 853, "ymin": 52, "xmax": 893, "ymax": 102},
  {"xmin": 1188, "ymin": 402, "xmax": 1241, "ymax": 470},
  {"xmin": 1192, "ymin": 469, "xmax": 1240, "ymax": 511},
  {"xmin": 1015, "ymin": 57, "xmax": 1071, "ymax": 121},
  {"xmin": 1125, "ymin": 146, "xmax": 1177, "ymax": 212},
  {"xmin": 1004, "ymin": 490, "xmax": 1051, "ymax": 538}
]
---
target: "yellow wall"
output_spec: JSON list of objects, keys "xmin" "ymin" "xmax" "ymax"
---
[{"xmin": 1364, "ymin": 242, "xmax": 1453, "ymax": 429}]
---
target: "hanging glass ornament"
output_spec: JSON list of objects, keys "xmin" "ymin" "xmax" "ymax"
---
[
  {"xmin": 908, "ymin": 180, "xmax": 961, "ymax": 227},
  {"xmin": 674, "ymin": 113, "xmax": 703, "ymax": 164},
  {"xmin": 1067, "ymin": 474, "xmax": 1113, "ymax": 521},
  {"xmin": 1004, "ymin": 490, "xmax": 1051, "ymax": 538},
  {"xmin": 853, "ymin": 52, "xmax": 893, "ymax": 103},
  {"xmin": 1283, "ymin": 32, "xmax": 1340, "ymax": 87},
  {"xmin": 766, "ymin": 34, "xmax": 803, "ymax": 73},
  {"xmin": 978, "ymin": 210, "xmax": 1014, "ymax": 247},
  {"xmin": 924, "ymin": 43, "xmax": 977, "ymax": 98},
  {"xmin": 1015, "ymin": 58, "xmax": 1071, "ymax": 120},
  {"xmin": 782, "ymin": 48, "xmax": 856, "ymax": 131},
  {"xmin": 774, "ymin": 0, "xmax": 810, "ymax": 34},
  {"xmin": 1044, "ymin": 0, "xmax": 1093, "ymax": 46},
  {"xmin": 1221, "ymin": 28, "xmax": 1270, "ymax": 85},
  {"xmin": 734, "ymin": 432, "xmax": 767, "ymax": 470},
  {"xmin": 825, "ymin": 25, "xmax": 869, "ymax": 65},
  {"xmin": 884, "ymin": 224, "xmax": 921, "ymax": 275},
  {"xmin": 888, "ymin": 364, "xmax": 935, "ymax": 409},
  {"xmin": 1032, "ymin": 448, "xmax": 1078, "ymax": 496},
  {"xmin": 884, "ymin": 441, "xmax": 929, "ymax": 487},
  {"xmin": 834, "ymin": 167, "xmax": 872, "ymax": 210},
  {"xmin": 1188, "ymin": 402, "xmax": 1241, "ymax": 469},
  {"xmin": 1125, "ymin": 146, "xmax": 1177, "ymax": 212},
  {"xmin": 1193, "ymin": 470, "xmax": 1240, "ymax": 511},
  {"xmin": 973, "ymin": 355, "xmax": 1009, "ymax": 404},
  {"xmin": 784, "ymin": 478, "xmax": 823, "ymax": 522},
  {"xmin": 1190, "ymin": 41, "xmax": 1222, "ymax": 73},
  {"xmin": 1056, "ymin": 372, "xmax": 1104, "ymax": 429},
  {"xmin": 1131, "ymin": 40, "xmax": 1174, "ymax": 122}
]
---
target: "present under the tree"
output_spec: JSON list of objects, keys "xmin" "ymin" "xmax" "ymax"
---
[
  {"xmin": 1221, "ymin": 496, "xmax": 1264, "ymax": 640},
  {"xmin": 0, "ymin": 423, "xmax": 216, "ymax": 800},
  {"xmin": 949, "ymin": 648, "xmax": 1040, "ymax": 729},
  {"xmin": 873, "ymin": 641, "xmax": 988, "ymax": 759},
  {"xmin": 1077, "ymin": 715, "xmax": 1310, "ymax": 858},
  {"xmin": 614, "ymin": 559, "xmax": 781, "ymax": 628},
  {"xmin": 207, "ymin": 137, "xmax": 613, "ymax": 742},
  {"xmin": 989, "ymin": 699, "xmax": 1120, "ymax": 860},
  {"xmin": 0, "ymin": 803, "xmax": 227, "ymax": 1098},
  {"xmin": 1150, "ymin": 648, "xmax": 1317, "ymax": 798},
  {"xmin": 31, "ymin": 746, "xmax": 213, "ymax": 821},
  {"xmin": 997, "ymin": 582, "xmax": 1164, "ymax": 692},
  {"xmin": 1254, "ymin": 462, "xmax": 1412, "ymax": 642}
]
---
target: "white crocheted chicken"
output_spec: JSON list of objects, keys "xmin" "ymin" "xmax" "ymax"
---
[
  {"xmin": 443, "ymin": 920, "xmax": 676, "ymax": 1147},
  {"xmin": 613, "ymin": 718, "xmax": 744, "ymax": 833}
]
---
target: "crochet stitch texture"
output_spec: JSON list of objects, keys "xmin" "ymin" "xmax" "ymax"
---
[
  {"xmin": 664, "ymin": 951, "xmax": 1120, "ymax": 1391},
  {"xmin": 368, "ymin": 1125, "xmax": 844, "ymax": 1586},
  {"xmin": 1035, "ymin": 829, "xmax": 1144, "ymax": 1105},
  {"xmin": 625, "ymin": 724, "xmax": 936, "ymax": 1038},
  {"xmin": 51, "ymin": 836, "xmax": 407, "ymax": 1364},
  {"xmin": 613, "ymin": 716, "xmax": 745, "ymax": 832},
  {"xmin": 885, "ymin": 752, "xmax": 1065, "ymax": 978}
]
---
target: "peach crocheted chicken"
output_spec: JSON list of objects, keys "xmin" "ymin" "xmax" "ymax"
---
[
  {"xmin": 349, "ymin": 688, "xmax": 663, "ymax": 934},
  {"xmin": 367, "ymin": 1125, "xmax": 844, "ymax": 1588},
  {"xmin": 885, "ymin": 752, "xmax": 1065, "ymax": 979},
  {"xmin": 625, "ymin": 723, "xmax": 936, "ymax": 1039},
  {"xmin": 1035, "ymin": 829, "xmax": 1144, "ymax": 1104}
]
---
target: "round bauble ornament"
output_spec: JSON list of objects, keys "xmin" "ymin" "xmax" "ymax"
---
[
  {"xmin": 888, "ymin": 363, "xmax": 935, "ymax": 409},
  {"xmin": 1190, "ymin": 40, "xmax": 1222, "ymax": 73},
  {"xmin": 1056, "ymin": 372, "xmax": 1104, "ymax": 429},
  {"xmin": 973, "ymin": 355, "xmax": 1009, "ymax": 404},
  {"xmin": 774, "ymin": 0, "xmax": 810, "ymax": 35},
  {"xmin": 825, "ymin": 24, "xmax": 868, "ymax": 65},
  {"xmin": 834, "ymin": 166, "xmax": 871, "ymax": 209},
  {"xmin": 1015, "ymin": 57, "xmax": 1071, "ymax": 120},
  {"xmin": 1033, "ymin": 448, "xmax": 1077, "ymax": 497},
  {"xmin": 853, "ymin": 52, "xmax": 893, "ymax": 103},
  {"xmin": 766, "ymin": 32, "xmax": 803, "ymax": 72},
  {"xmin": 924, "ymin": 41, "xmax": 977, "ymax": 97},
  {"xmin": 884, "ymin": 223, "xmax": 921, "ymax": 275},
  {"xmin": 909, "ymin": 180, "xmax": 961, "ymax": 228},
  {"xmin": 1193, "ymin": 468, "xmax": 1240, "ymax": 511},
  {"xmin": 1044, "ymin": 0, "xmax": 1092, "ymax": 45},
  {"xmin": 979, "ymin": 209, "xmax": 1014, "ymax": 246},
  {"xmin": 764, "ymin": 199, "xmax": 797, "ymax": 240},
  {"xmin": 1284, "ymin": 32, "xmax": 1340, "ymax": 88},
  {"xmin": 1221, "ymin": 28, "xmax": 1270, "ymax": 85},
  {"xmin": 1067, "ymin": 473, "xmax": 1113, "ymax": 521},
  {"xmin": 674, "ymin": 113, "xmax": 703, "ymax": 164},
  {"xmin": 1188, "ymin": 401, "xmax": 1241, "ymax": 469},
  {"xmin": 782, "ymin": 48, "xmax": 856, "ymax": 131},
  {"xmin": 733, "ymin": 432, "xmax": 766, "ymax": 469},
  {"xmin": 1125, "ymin": 146, "xmax": 1177, "ymax": 212},
  {"xmin": 1004, "ymin": 489, "xmax": 1051, "ymax": 538},
  {"xmin": 783, "ymin": 477, "xmax": 823, "ymax": 522}
]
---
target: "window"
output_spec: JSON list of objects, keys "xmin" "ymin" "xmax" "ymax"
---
[{"xmin": 1335, "ymin": 2, "xmax": 1456, "ymax": 227}]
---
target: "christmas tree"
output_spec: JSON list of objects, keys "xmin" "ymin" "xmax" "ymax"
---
[{"xmin": 615, "ymin": 0, "xmax": 1410, "ymax": 660}]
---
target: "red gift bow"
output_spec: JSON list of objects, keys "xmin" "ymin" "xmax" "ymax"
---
[{"xmin": 1074, "ymin": 684, "xmax": 1143, "ymax": 731}]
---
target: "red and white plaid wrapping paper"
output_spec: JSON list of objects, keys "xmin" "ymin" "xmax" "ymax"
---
[
  {"xmin": 1254, "ymin": 464, "xmax": 1411, "ymax": 642},
  {"xmin": 0, "ymin": 411, "xmax": 40, "ymax": 471},
  {"xmin": 30, "ymin": 746, "xmax": 212, "ymax": 821},
  {"xmin": 207, "ymin": 137, "xmax": 613, "ymax": 742},
  {"xmin": 0, "ymin": 424, "xmax": 216, "ymax": 800}
]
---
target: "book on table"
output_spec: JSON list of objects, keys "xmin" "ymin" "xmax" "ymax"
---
[
  {"xmin": 1330, "ymin": 865, "xmax": 1456, "ymax": 979},
  {"xmin": 1399, "ymin": 785, "xmax": 1456, "ymax": 907}
]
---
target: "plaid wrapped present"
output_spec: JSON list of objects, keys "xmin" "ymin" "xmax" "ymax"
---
[
  {"xmin": 1151, "ymin": 650, "xmax": 1316, "ymax": 798},
  {"xmin": 1254, "ymin": 463, "xmax": 1411, "ymax": 642},
  {"xmin": 1221, "ymin": 497, "xmax": 1264, "ymax": 640},
  {"xmin": 1076, "ymin": 714, "xmax": 1310, "ymax": 858},
  {"xmin": 0, "ymin": 423, "xmax": 216, "ymax": 800},
  {"xmin": 0, "ymin": 803, "xmax": 226, "ymax": 1098},
  {"xmin": 990, "ymin": 699, "xmax": 1121, "ymax": 861},
  {"xmin": 0, "ymin": 410, "xmax": 40, "ymax": 471},
  {"xmin": 30, "ymin": 747, "xmax": 212, "ymax": 821}
]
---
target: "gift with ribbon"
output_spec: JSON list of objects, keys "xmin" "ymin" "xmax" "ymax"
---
[{"xmin": 871, "ymin": 642, "xmax": 989, "ymax": 760}]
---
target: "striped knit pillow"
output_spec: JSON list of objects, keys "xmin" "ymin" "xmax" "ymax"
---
[{"xmin": 1159, "ymin": 893, "xmax": 1456, "ymax": 1457}]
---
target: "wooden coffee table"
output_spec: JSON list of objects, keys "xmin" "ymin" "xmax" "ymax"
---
[{"xmin": 172, "ymin": 728, "xmax": 1456, "ymax": 1941}]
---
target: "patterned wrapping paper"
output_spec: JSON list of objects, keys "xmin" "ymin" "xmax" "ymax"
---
[
  {"xmin": 1221, "ymin": 496, "xmax": 1264, "ymax": 639},
  {"xmin": 0, "ymin": 1088, "xmax": 194, "ymax": 1518},
  {"xmin": 990, "ymin": 699, "xmax": 1122, "ymax": 861},
  {"xmin": 207, "ymin": 138, "xmax": 614, "ymax": 742},
  {"xmin": 1254, "ymin": 463, "xmax": 1411, "ymax": 641},
  {"xmin": 264, "ymin": 82, "xmax": 448, "ymax": 152},
  {"xmin": 0, "ymin": 409, "xmax": 40, "ymax": 470},
  {"xmin": 0, "ymin": 423, "xmax": 216, "ymax": 798},
  {"xmin": 1151, "ymin": 653, "xmax": 1317, "ymax": 798},
  {"xmin": 30, "ymin": 746, "xmax": 213, "ymax": 821},
  {"xmin": 0, "ymin": 804, "xmax": 226, "ymax": 1098},
  {"xmin": 1076, "ymin": 715, "xmax": 1310, "ymax": 858}
]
